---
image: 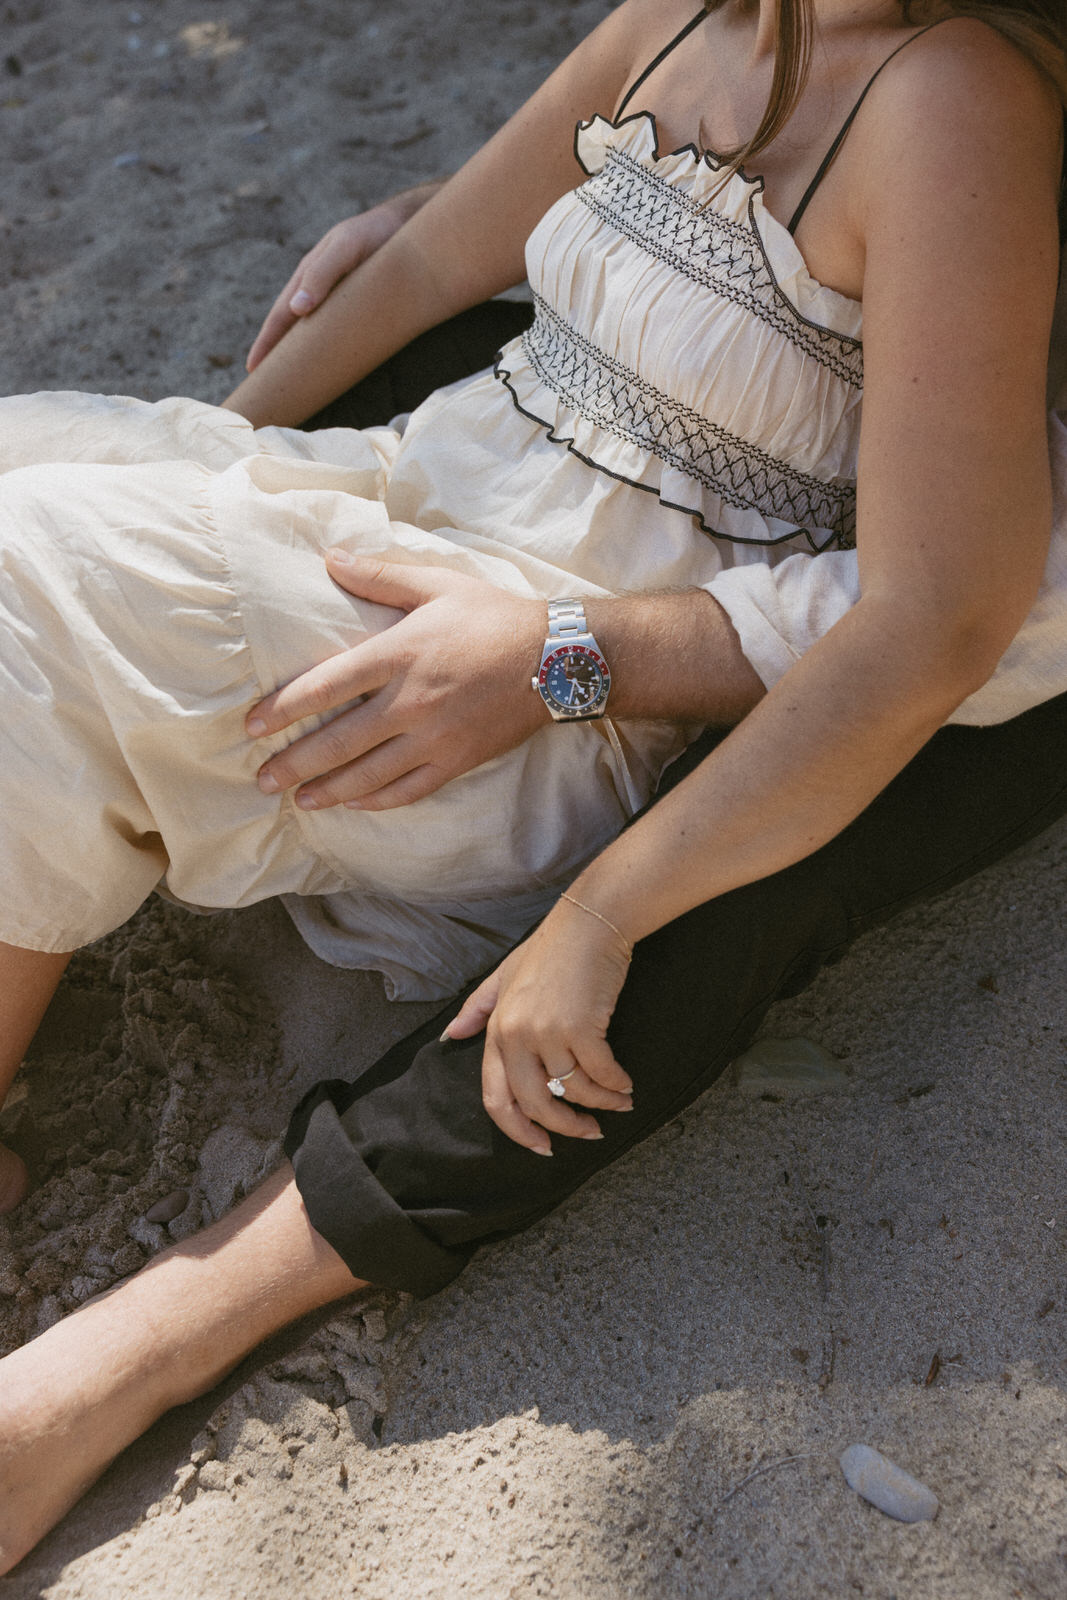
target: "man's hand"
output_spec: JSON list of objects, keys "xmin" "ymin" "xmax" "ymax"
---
[
  {"xmin": 248, "ymin": 550, "xmax": 547, "ymax": 811},
  {"xmin": 245, "ymin": 184, "xmax": 446, "ymax": 372}
]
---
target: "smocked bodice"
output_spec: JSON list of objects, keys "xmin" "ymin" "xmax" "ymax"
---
[{"xmin": 497, "ymin": 111, "xmax": 865, "ymax": 552}]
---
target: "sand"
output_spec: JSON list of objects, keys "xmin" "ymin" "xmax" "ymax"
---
[{"xmin": 2, "ymin": 1, "xmax": 1066, "ymax": 1595}]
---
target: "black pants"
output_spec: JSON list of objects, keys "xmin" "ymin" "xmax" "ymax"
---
[{"xmin": 285, "ymin": 308, "xmax": 1067, "ymax": 1297}]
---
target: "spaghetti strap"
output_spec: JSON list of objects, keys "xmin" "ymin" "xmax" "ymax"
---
[
  {"xmin": 787, "ymin": 19, "xmax": 954, "ymax": 235},
  {"xmin": 616, "ymin": 9, "xmax": 709, "ymax": 120}
]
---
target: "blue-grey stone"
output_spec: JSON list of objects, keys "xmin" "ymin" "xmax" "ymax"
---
[
  {"xmin": 144, "ymin": 1188, "xmax": 190, "ymax": 1226},
  {"xmin": 840, "ymin": 1444, "xmax": 939, "ymax": 1522},
  {"xmin": 734, "ymin": 1035, "xmax": 849, "ymax": 1094}
]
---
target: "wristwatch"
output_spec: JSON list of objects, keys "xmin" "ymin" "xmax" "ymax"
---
[{"xmin": 531, "ymin": 599, "xmax": 611, "ymax": 721}]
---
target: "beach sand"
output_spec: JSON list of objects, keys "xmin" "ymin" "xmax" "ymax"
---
[{"xmin": 2, "ymin": 2, "xmax": 1066, "ymax": 1594}]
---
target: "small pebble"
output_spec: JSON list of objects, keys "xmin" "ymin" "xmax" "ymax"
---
[
  {"xmin": 734, "ymin": 1035, "xmax": 848, "ymax": 1094},
  {"xmin": 362, "ymin": 1307, "xmax": 388, "ymax": 1341},
  {"xmin": 112, "ymin": 150, "xmax": 142, "ymax": 168},
  {"xmin": 839, "ymin": 1444, "xmax": 939, "ymax": 1522},
  {"xmin": 144, "ymin": 1188, "xmax": 190, "ymax": 1225},
  {"xmin": 196, "ymin": 1460, "xmax": 229, "ymax": 1493}
]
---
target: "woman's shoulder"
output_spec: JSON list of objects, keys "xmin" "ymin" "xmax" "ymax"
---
[
  {"xmin": 863, "ymin": 14, "xmax": 1062, "ymax": 161},
  {"xmin": 604, "ymin": 0, "xmax": 714, "ymax": 64}
]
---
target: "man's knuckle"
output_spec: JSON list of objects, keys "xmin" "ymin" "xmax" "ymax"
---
[
  {"xmin": 320, "ymin": 726, "xmax": 354, "ymax": 766},
  {"xmin": 361, "ymin": 755, "xmax": 397, "ymax": 792},
  {"xmin": 311, "ymin": 675, "xmax": 345, "ymax": 714}
]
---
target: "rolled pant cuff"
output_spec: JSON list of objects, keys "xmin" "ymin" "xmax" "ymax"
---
[{"xmin": 285, "ymin": 1086, "xmax": 475, "ymax": 1297}]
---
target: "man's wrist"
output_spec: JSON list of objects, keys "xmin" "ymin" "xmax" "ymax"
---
[
  {"xmin": 532, "ymin": 598, "xmax": 612, "ymax": 722},
  {"xmin": 581, "ymin": 590, "xmax": 764, "ymax": 727}
]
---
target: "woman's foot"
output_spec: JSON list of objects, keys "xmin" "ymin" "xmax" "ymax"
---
[
  {"xmin": 0, "ymin": 1164, "xmax": 362, "ymax": 1574},
  {"xmin": 0, "ymin": 1141, "xmax": 28, "ymax": 1213}
]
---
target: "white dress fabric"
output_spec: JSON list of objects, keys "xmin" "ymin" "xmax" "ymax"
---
[{"xmin": 2, "ymin": 111, "xmax": 1065, "ymax": 998}]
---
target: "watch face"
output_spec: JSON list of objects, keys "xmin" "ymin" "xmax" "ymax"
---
[{"xmin": 538, "ymin": 645, "xmax": 610, "ymax": 717}]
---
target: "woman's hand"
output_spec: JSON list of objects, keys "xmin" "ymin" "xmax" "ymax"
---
[
  {"xmin": 245, "ymin": 183, "xmax": 446, "ymax": 372},
  {"xmin": 445, "ymin": 901, "xmax": 635, "ymax": 1155},
  {"xmin": 248, "ymin": 550, "xmax": 547, "ymax": 810}
]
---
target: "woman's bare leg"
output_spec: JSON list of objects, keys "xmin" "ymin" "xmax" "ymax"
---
[
  {"xmin": 0, "ymin": 1162, "xmax": 363, "ymax": 1575},
  {"xmin": 0, "ymin": 942, "xmax": 73, "ymax": 1212}
]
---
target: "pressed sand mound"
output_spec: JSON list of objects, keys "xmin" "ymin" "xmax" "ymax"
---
[{"xmin": 2, "ymin": 2, "xmax": 1067, "ymax": 1595}]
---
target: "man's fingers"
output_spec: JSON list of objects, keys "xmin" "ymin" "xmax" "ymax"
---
[
  {"xmin": 258, "ymin": 713, "xmax": 404, "ymax": 797},
  {"xmin": 325, "ymin": 548, "xmax": 450, "ymax": 610},
  {"xmin": 247, "ymin": 553, "xmax": 466, "ymax": 737},
  {"xmin": 340, "ymin": 764, "xmax": 446, "ymax": 811},
  {"xmin": 248, "ymin": 647, "xmax": 388, "ymax": 740}
]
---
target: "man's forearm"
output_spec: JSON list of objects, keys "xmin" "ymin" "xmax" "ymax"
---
[{"xmin": 585, "ymin": 589, "xmax": 766, "ymax": 728}]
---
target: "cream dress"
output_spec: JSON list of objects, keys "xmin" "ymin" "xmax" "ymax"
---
[{"xmin": 2, "ymin": 112, "xmax": 1065, "ymax": 998}]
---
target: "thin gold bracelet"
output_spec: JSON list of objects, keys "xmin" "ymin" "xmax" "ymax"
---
[{"xmin": 559, "ymin": 892, "xmax": 634, "ymax": 960}]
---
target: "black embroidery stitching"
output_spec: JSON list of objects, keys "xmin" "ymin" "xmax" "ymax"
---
[
  {"xmin": 507, "ymin": 297, "xmax": 856, "ymax": 551},
  {"xmin": 577, "ymin": 146, "xmax": 864, "ymax": 388}
]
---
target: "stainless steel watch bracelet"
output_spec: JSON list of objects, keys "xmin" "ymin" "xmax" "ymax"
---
[{"xmin": 546, "ymin": 598, "xmax": 590, "ymax": 639}]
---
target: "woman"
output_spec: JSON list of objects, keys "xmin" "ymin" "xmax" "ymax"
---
[{"xmin": 1, "ymin": 0, "xmax": 1065, "ymax": 1569}]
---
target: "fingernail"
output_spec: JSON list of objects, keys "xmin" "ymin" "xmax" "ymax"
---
[
  {"xmin": 343, "ymin": 799, "xmax": 364, "ymax": 811},
  {"xmin": 296, "ymin": 791, "xmax": 320, "ymax": 810},
  {"xmin": 619, "ymin": 1101, "xmax": 634, "ymax": 1112},
  {"xmin": 439, "ymin": 1028, "xmax": 451, "ymax": 1043},
  {"xmin": 257, "ymin": 771, "xmax": 280, "ymax": 794},
  {"xmin": 531, "ymin": 1147, "xmax": 553, "ymax": 1158},
  {"xmin": 325, "ymin": 546, "xmax": 352, "ymax": 565},
  {"xmin": 247, "ymin": 715, "xmax": 267, "ymax": 737},
  {"xmin": 581, "ymin": 1128, "xmax": 605, "ymax": 1141},
  {"xmin": 290, "ymin": 289, "xmax": 314, "ymax": 313}
]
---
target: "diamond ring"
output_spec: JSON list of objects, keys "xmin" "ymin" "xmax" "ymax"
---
[{"xmin": 546, "ymin": 1068, "xmax": 578, "ymax": 1099}]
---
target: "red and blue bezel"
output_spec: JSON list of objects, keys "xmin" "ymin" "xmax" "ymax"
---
[{"xmin": 536, "ymin": 643, "xmax": 611, "ymax": 718}]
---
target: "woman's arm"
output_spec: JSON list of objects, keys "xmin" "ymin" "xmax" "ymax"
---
[
  {"xmin": 586, "ymin": 19, "xmax": 1061, "ymax": 931},
  {"xmin": 448, "ymin": 20, "xmax": 1065, "ymax": 1151},
  {"xmin": 223, "ymin": 0, "xmax": 678, "ymax": 427}
]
